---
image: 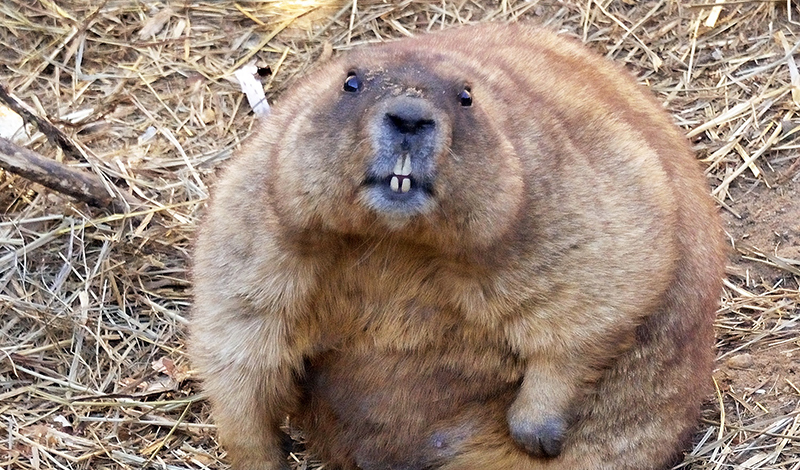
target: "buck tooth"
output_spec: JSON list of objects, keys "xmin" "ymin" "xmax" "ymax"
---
[
  {"xmin": 393, "ymin": 155, "xmax": 404, "ymax": 175},
  {"xmin": 401, "ymin": 155, "xmax": 412, "ymax": 176},
  {"xmin": 390, "ymin": 176, "xmax": 400, "ymax": 192},
  {"xmin": 401, "ymin": 178, "xmax": 411, "ymax": 193}
]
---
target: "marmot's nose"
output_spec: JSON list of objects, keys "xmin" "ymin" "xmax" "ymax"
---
[
  {"xmin": 383, "ymin": 97, "xmax": 436, "ymax": 135},
  {"xmin": 386, "ymin": 113, "xmax": 435, "ymax": 135}
]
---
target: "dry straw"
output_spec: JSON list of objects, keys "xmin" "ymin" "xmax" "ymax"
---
[{"xmin": 1, "ymin": 0, "xmax": 799, "ymax": 469}]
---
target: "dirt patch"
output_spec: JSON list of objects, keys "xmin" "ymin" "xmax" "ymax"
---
[{"xmin": 724, "ymin": 179, "xmax": 800, "ymax": 286}]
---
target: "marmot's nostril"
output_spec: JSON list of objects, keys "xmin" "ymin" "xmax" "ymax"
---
[{"xmin": 386, "ymin": 113, "xmax": 436, "ymax": 135}]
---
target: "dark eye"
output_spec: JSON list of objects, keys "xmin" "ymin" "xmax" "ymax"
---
[
  {"xmin": 344, "ymin": 72, "xmax": 362, "ymax": 92},
  {"xmin": 458, "ymin": 87, "xmax": 472, "ymax": 107}
]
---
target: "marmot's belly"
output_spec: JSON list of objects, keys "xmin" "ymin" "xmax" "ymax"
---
[{"xmin": 297, "ymin": 346, "xmax": 523, "ymax": 469}]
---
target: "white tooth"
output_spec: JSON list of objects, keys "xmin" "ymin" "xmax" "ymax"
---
[
  {"xmin": 390, "ymin": 176, "xmax": 399, "ymax": 192},
  {"xmin": 393, "ymin": 156, "xmax": 404, "ymax": 175},
  {"xmin": 401, "ymin": 178, "xmax": 411, "ymax": 193},
  {"xmin": 401, "ymin": 155, "xmax": 412, "ymax": 176}
]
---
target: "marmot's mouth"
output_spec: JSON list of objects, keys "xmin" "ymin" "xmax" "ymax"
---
[
  {"xmin": 361, "ymin": 153, "xmax": 435, "ymax": 218},
  {"xmin": 362, "ymin": 175, "xmax": 433, "ymax": 198},
  {"xmin": 363, "ymin": 153, "xmax": 434, "ymax": 197},
  {"xmin": 390, "ymin": 154, "xmax": 413, "ymax": 194}
]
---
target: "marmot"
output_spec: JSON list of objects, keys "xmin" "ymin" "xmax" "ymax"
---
[{"xmin": 191, "ymin": 23, "xmax": 725, "ymax": 470}]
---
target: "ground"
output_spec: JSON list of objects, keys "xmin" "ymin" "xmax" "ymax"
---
[
  {"xmin": 711, "ymin": 161, "xmax": 800, "ymax": 469},
  {"xmin": 0, "ymin": 1, "xmax": 799, "ymax": 469}
]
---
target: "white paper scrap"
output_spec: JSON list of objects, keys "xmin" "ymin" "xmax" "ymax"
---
[{"xmin": 234, "ymin": 65, "xmax": 271, "ymax": 118}]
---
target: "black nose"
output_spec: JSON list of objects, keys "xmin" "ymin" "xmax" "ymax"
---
[
  {"xmin": 384, "ymin": 98, "xmax": 436, "ymax": 135},
  {"xmin": 386, "ymin": 113, "xmax": 436, "ymax": 134}
]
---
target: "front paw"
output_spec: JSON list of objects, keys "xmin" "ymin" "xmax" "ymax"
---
[{"xmin": 507, "ymin": 412, "xmax": 567, "ymax": 458}]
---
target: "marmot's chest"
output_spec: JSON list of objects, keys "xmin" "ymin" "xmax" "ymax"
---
[{"xmin": 312, "ymin": 246, "xmax": 516, "ymax": 352}]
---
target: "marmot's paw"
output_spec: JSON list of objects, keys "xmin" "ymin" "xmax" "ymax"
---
[{"xmin": 508, "ymin": 414, "xmax": 566, "ymax": 458}]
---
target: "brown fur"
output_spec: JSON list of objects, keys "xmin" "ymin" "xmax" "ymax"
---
[{"xmin": 191, "ymin": 23, "xmax": 725, "ymax": 470}]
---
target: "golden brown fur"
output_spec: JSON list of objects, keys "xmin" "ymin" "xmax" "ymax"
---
[{"xmin": 191, "ymin": 23, "xmax": 725, "ymax": 470}]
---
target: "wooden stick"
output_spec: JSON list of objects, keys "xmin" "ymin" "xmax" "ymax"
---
[
  {"xmin": 0, "ymin": 83, "xmax": 85, "ymax": 163},
  {"xmin": 0, "ymin": 136, "xmax": 127, "ymax": 211}
]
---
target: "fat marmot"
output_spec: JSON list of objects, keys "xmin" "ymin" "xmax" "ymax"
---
[{"xmin": 191, "ymin": 23, "xmax": 725, "ymax": 470}]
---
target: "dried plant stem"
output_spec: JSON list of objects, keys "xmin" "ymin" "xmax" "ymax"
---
[{"xmin": 0, "ymin": 137, "xmax": 128, "ymax": 211}]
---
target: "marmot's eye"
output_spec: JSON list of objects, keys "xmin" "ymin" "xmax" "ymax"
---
[
  {"xmin": 458, "ymin": 87, "xmax": 472, "ymax": 107},
  {"xmin": 344, "ymin": 72, "xmax": 362, "ymax": 92}
]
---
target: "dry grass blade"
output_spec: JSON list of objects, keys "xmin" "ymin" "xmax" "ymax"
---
[{"xmin": 1, "ymin": 0, "xmax": 799, "ymax": 469}]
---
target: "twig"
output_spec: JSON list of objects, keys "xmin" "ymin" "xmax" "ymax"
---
[
  {"xmin": 0, "ymin": 136, "xmax": 128, "ymax": 211},
  {"xmin": 0, "ymin": 83, "xmax": 84, "ymax": 163}
]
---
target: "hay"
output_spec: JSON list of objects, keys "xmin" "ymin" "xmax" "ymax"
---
[{"xmin": 0, "ymin": 0, "xmax": 798, "ymax": 469}]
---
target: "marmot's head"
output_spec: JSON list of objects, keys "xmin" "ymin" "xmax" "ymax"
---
[{"xmin": 259, "ymin": 30, "xmax": 525, "ymax": 248}]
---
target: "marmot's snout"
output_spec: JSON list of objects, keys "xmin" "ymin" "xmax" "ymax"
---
[
  {"xmin": 381, "ymin": 97, "xmax": 437, "ymax": 194},
  {"xmin": 363, "ymin": 96, "xmax": 446, "ymax": 218}
]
